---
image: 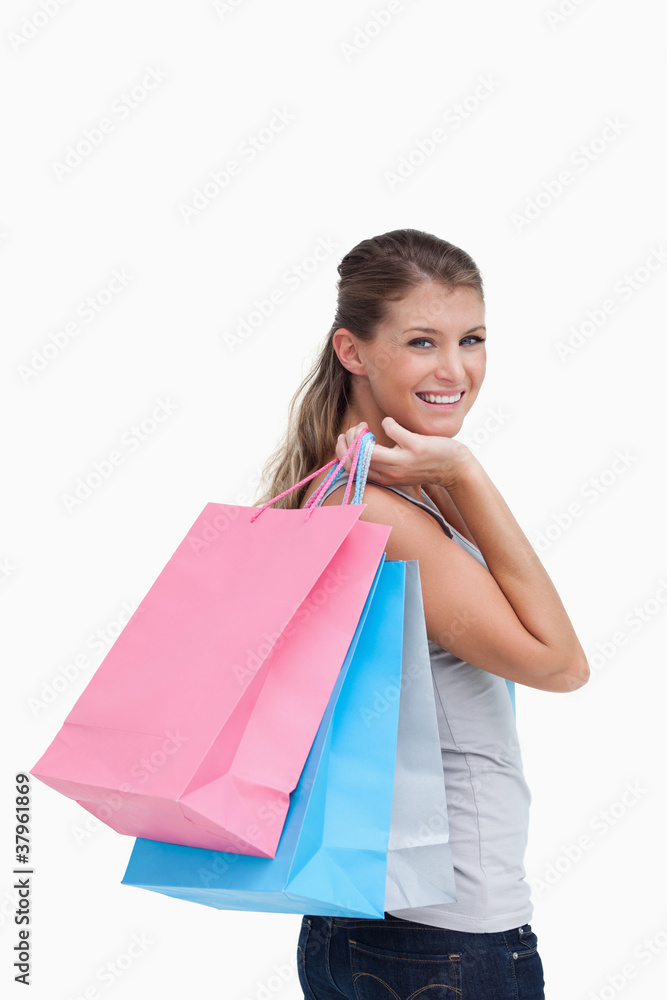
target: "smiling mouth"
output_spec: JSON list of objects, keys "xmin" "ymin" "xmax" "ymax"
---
[{"xmin": 415, "ymin": 391, "xmax": 464, "ymax": 405}]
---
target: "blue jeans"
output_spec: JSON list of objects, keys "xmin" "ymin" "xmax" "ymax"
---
[{"xmin": 297, "ymin": 913, "xmax": 545, "ymax": 999}]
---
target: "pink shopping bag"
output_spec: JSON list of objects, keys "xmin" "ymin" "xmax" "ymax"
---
[{"xmin": 32, "ymin": 432, "xmax": 390, "ymax": 858}]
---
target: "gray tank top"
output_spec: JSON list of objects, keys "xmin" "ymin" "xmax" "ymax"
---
[{"xmin": 316, "ymin": 473, "xmax": 534, "ymax": 932}]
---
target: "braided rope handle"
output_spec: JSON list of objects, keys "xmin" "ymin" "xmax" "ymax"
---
[
  {"xmin": 353, "ymin": 433, "xmax": 375, "ymax": 504},
  {"xmin": 304, "ymin": 431, "xmax": 375, "ymax": 514},
  {"xmin": 306, "ymin": 431, "xmax": 375, "ymax": 508},
  {"xmin": 305, "ymin": 429, "xmax": 368, "ymax": 510},
  {"xmin": 249, "ymin": 430, "xmax": 375, "ymax": 523}
]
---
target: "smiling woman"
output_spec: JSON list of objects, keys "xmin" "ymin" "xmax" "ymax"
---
[
  {"xmin": 329, "ymin": 281, "xmax": 487, "ymax": 503},
  {"xmin": 254, "ymin": 228, "xmax": 588, "ymax": 1000}
]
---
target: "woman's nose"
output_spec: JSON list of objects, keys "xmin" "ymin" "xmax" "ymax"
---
[{"xmin": 433, "ymin": 351, "xmax": 466, "ymax": 383}]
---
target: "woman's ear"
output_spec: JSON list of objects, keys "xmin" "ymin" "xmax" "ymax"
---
[{"xmin": 332, "ymin": 327, "xmax": 367, "ymax": 376}]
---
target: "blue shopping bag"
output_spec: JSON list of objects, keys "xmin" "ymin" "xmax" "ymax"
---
[{"xmin": 122, "ymin": 558, "xmax": 405, "ymax": 917}]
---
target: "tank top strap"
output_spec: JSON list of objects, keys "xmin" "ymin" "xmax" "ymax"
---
[{"xmin": 314, "ymin": 471, "xmax": 454, "ymax": 540}]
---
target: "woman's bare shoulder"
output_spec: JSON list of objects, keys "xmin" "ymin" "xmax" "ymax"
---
[
  {"xmin": 313, "ymin": 479, "xmax": 452, "ymax": 559},
  {"xmin": 421, "ymin": 483, "xmax": 478, "ymax": 547}
]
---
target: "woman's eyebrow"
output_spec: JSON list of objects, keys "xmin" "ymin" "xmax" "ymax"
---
[{"xmin": 403, "ymin": 325, "xmax": 486, "ymax": 336}]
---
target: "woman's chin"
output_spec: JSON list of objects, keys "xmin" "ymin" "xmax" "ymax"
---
[{"xmin": 412, "ymin": 414, "xmax": 465, "ymax": 438}]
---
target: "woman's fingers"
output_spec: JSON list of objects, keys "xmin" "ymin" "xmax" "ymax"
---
[
  {"xmin": 335, "ymin": 435, "xmax": 347, "ymax": 466},
  {"xmin": 369, "ymin": 416, "xmax": 472, "ymax": 488},
  {"xmin": 341, "ymin": 425, "xmax": 366, "ymax": 470},
  {"xmin": 336, "ymin": 422, "xmax": 369, "ymax": 470}
]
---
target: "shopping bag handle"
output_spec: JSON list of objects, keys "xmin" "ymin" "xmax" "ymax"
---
[
  {"xmin": 250, "ymin": 430, "xmax": 375, "ymax": 522},
  {"xmin": 305, "ymin": 429, "xmax": 374, "ymax": 510}
]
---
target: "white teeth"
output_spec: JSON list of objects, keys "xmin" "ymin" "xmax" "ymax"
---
[{"xmin": 417, "ymin": 392, "xmax": 462, "ymax": 404}]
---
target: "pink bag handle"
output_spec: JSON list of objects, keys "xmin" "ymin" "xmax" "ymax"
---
[
  {"xmin": 250, "ymin": 431, "xmax": 372, "ymax": 522},
  {"xmin": 305, "ymin": 430, "xmax": 368, "ymax": 511}
]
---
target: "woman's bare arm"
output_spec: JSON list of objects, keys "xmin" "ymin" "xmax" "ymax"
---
[
  {"xmin": 328, "ymin": 420, "xmax": 590, "ymax": 693},
  {"xmin": 443, "ymin": 456, "xmax": 589, "ymax": 691},
  {"xmin": 323, "ymin": 480, "xmax": 589, "ymax": 693}
]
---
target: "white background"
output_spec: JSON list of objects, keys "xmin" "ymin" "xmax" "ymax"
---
[{"xmin": 2, "ymin": 1, "xmax": 666, "ymax": 998}]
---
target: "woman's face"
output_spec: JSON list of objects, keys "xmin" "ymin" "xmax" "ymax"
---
[{"xmin": 341, "ymin": 281, "xmax": 486, "ymax": 440}]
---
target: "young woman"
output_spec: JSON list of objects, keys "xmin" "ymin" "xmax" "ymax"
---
[{"xmin": 256, "ymin": 228, "xmax": 589, "ymax": 999}]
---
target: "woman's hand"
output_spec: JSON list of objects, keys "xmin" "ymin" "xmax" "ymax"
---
[
  {"xmin": 334, "ymin": 417, "xmax": 589, "ymax": 692},
  {"xmin": 335, "ymin": 416, "xmax": 478, "ymax": 491}
]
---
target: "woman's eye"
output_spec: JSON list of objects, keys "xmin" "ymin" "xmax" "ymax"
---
[{"xmin": 409, "ymin": 335, "xmax": 486, "ymax": 348}]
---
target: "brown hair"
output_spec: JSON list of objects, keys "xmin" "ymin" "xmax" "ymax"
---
[{"xmin": 253, "ymin": 228, "xmax": 484, "ymax": 509}]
